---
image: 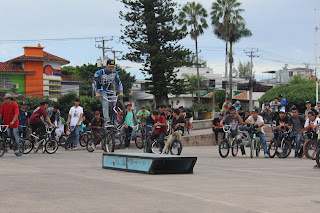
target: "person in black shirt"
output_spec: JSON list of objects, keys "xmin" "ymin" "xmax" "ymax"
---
[
  {"xmin": 274, "ymin": 108, "xmax": 289, "ymax": 141},
  {"xmin": 90, "ymin": 111, "xmax": 105, "ymax": 150},
  {"xmin": 165, "ymin": 105, "xmax": 173, "ymax": 121},
  {"xmin": 211, "ymin": 114, "xmax": 224, "ymax": 142},
  {"xmin": 82, "ymin": 114, "xmax": 91, "ymax": 132},
  {"xmin": 18, "ymin": 101, "xmax": 29, "ymax": 138},
  {"xmin": 162, "ymin": 109, "xmax": 185, "ymax": 154}
]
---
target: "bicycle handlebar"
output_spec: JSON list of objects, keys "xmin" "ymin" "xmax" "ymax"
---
[{"xmin": 0, "ymin": 125, "xmax": 9, "ymax": 132}]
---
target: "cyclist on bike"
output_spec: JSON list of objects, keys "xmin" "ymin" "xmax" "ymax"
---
[
  {"xmin": 303, "ymin": 111, "xmax": 320, "ymax": 135},
  {"xmin": 18, "ymin": 101, "xmax": 29, "ymax": 138},
  {"xmin": 274, "ymin": 108, "xmax": 289, "ymax": 141},
  {"xmin": 46, "ymin": 105, "xmax": 61, "ymax": 127},
  {"xmin": 136, "ymin": 105, "xmax": 150, "ymax": 123},
  {"xmin": 93, "ymin": 59, "xmax": 123, "ymax": 124},
  {"xmin": 304, "ymin": 101, "xmax": 319, "ymax": 119},
  {"xmin": 90, "ymin": 111, "xmax": 105, "ymax": 150},
  {"xmin": 220, "ymin": 106, "xmax": 247, "ymax": 157},
  {"xmin": 29, "ymin": 101, "xmax": 55, "ymax": 139},
  {"xmin": 245, "ymin": 109, "xmax": 269, "ymax": 158},
  {"xmin": 162, "ymin": 108, "xmax": 185, "ymax": 154},
  {"xmin": 158, "ymin": 105, "xmax": 166, "ymax": 117},
  {"xmin": 288, "ymin": 106, "xmax": 305, "ymax": 157},
  {"xmin": 150, "ymin": 110, "xmax": 167, "ymax": 153},
  {"xmin": 0, "ymin": 94, "xmax": 20, "ymax": 154},
  {"xmin": 165, "ymin": 105, "xmax": 173, "ymax": 120}
]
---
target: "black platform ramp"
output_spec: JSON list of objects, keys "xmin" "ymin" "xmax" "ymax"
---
[{"xmin": 102, "ymin": 153, "xmax": 197, "ymax": 174}]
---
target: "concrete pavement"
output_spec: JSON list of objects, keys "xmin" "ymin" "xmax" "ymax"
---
[{"xmin": 0, "ymin": 146, "xmax": 320, "ymax": 213}]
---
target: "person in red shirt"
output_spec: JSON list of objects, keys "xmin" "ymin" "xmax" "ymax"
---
[
  {"xmin": 151, "ymin": 110, "xmax": 167, "ymax": 153},
  {"xmin": 29, "ymin": 101, "xmax": 55, "ymax": 138},
  {"xmin": 0, "ymin": 94, "xmax": 20, "ymax": 153}
]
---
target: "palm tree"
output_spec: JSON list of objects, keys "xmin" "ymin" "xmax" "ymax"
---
[
  {"xmin": 211, "ymin": 0, "xmax": 245, "ymax": 97},
  {"xmin": 179, "ymin": 1, "xmax": 208, "ymax": 110}
]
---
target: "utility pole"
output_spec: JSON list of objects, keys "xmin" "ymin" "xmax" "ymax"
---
[
  {"xmin": 244, "ymin": 48, "xmax": 259, "ymax": 110},
  {"xmin": 315, "ymin": 0, "xmax": 319, "ymax": 103},
  {"xmin": 95, "ymin": 37, "xmax": 113, "ymax": 61}
]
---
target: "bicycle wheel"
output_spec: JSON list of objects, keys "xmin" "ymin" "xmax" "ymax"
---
[
  {"xmin": 59, "ymin": 136, "xmax": 67, "ymax": 147},
  {"xmin": 170, "ymin": 139, "xmax": 182, "ymax": 155},
  {"xmin": 218, "ymin": 139, "xmax": 230, "ymax": 158},
  {"xmin": 86, "ymin": 138, "xmax": 95, "ymax": 152},
  {"xmin": 79, "ymin": 134, "xmax": 87, "ymax": 147},
  {"xmin": 250, "ymin": 139, "xmax": 255, "ymax": 158},
  {"xmin": 23, "ymin": 139, "xmax": 33, "ymax": 154},
  {"xmin": 151, "ymin": 141, "xmax": 161, "ymax": 154},
  {"xmin": 231, "ymin": 140, "xmax": 238, "ymax": 157},
  {"xmin": 0, "ymin": 139, "xmax": 5, "ymax": 157},
  {"xmin": 305, "ymin": 140, "xmax": 317, "ymax": 160},
  {"xmin": 276, "ymin": 140, "xmax": 292, "ymax": 158},
  {"xmin": 65, "ymin": 137, "xmax": 72, "ymax": 150},
  {"xmin": 15, "ymin": 139, "xmax": 25, "ymax": 157},
  {"xmin": 45, "ymin": 139, "xmax": 58, "ymax": 154},
  {"xmin": 316, "ymin": 149, "xmax": 320, "ymax": 168},
  {"xmin": 135, "ymin": 135, "xmax": 143, "ymax": 149},
  {"xmin": 144, "ymin": 138, "xmax": 152, "ymax": 153},
  {"xmin": 104, "ymin": 132, "xmax": 115, "ymax": 153},
  {"xmin": 268, "ymin": 139, "xmax": 277, "ymax": 158},
  {"xmin": 256, "ymin": 139, "xmax": 261, "ymax": 157}
]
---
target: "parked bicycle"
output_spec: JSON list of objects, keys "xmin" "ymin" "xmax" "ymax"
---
[
  {"xmin": 86, "ymin": 124, "xmax": 115, "ymax": 153},
  {"xmin": 268, "ymin": 125, "xmax": 292, "ymax": 158},
  {"xmin": 150, "ymin": 131, "xmax": 182, "ymax": 155},
  {"xmin": 218, "ymin": 125, "xmax": 241, "ymax": 158}
]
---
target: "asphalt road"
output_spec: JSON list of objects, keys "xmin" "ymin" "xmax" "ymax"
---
[{"xmin": 0, "ymin": 146, "xmax": 319, "ymax": 213}]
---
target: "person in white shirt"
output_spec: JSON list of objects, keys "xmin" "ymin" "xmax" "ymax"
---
[
  {"xmin": 245, "ymin": 109, "xmax": 269, "ymax": 158},
  {"xmin": 304, "ymin": 111, "xmax": 320, "ymax": 133},
  {"xmin": 55, "ymin": 117, "xmax": 65, "ymax": 141},
  {"xmin": 66, "ymin": 98, "xmax": 83, "ymax": 148}
]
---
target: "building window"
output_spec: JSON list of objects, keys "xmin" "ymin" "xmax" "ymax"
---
[
  {"xmin": 0, "ymin": 77, "xmax": 12, "ymax": 89},
  {"xmin": 49, "ymin": 91, "xmax": 61, "ymax": 97},
  {"xmin": 49, "ymin": 80, "xmax": 60, "ymax": 85},
  {"xmin": 49, "ymin": 86, "xmax": 60, "ymax": 91}
]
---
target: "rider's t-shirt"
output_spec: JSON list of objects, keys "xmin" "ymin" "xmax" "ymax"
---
[
  {"xmin": 172, "ymin": 116, "xmax": 185, "ymax": 132},
  {"xmin": 288, "ymin": 116, "xmax": 305, "ymax": 134},
  {"xmin": 304, "ymin": 108, "xmax": 319, "ymax": 119},
  {"xmin": 276, "ymin": 116, "xmax": 289, "ymax": 129},
  {"xmin": 91, "ymin": 118, "xmax": 105, "ymax": 134},
  {"xmin": 247, "ymin": 115, "xmax": 265, "ymax": 133},
  {"xmin": 304, "ymin": 117, "xmax": 320, "ymax": 128},
  {"xmin": 0, "ymin": 101, "xmax": 19, "ymax": 128},
  {"xmin": 136, "ymin": 109, "xmax": 150, "ymax": 123},
  {"xmin": 223, "ymin": 114, "xmax": 240, "ymax": 136},
  {"xmin": 68, "ymin": 106, "xmax": 83, "ymax": 126},
  {"xmin": 154, "ymin": 115, "xmax": 167, "ymax": 134},
  {"xmin": 29, "ymin": 106, "xmax": 48, "ymax": 125}
]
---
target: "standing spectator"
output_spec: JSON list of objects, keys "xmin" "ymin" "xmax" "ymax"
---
[
  {"xmin": 0, "ymin": 94, "xmax": 20, "ymax": 154},
  {"xmin": 232, "ymin": 100, "xmax": 241, "ymax": 111},
  {"xmin": 211, "ymin": 114, "xmax": 225, "ymax": 142},
  {"xmin": 66, "ymin": 98, "xmax": 83, "ymax": 149},
  {"xmin": 18, "ymin": 101, "xmax": 29, "ymax": 138},
  {"xmin": 221, "ymin": 98, "xmax": 232, "ymax": 115},
  {"xmin": 55, "ymin": 117, "xmax": 65, "ymax": 142},
  {"xmin": 90, "ymin": 111, "xmax": 105, "ymax": 150},
  {"xmin": 245, "ymin": 109, "xmax": 269, "ymax": 158},
  {"xmin": 123, "ymin": 103, "xmax": 138, "ymax": 149},
  {"xmin": 279, "ymin": 94, "xmax": 287, "ymax": 111},
  {"xmin": 314, "ymin": 101, "xmax": 320, "ymax": 113},
  {"xmin": 304, "ymin": 101, "xmax": 318, "ymax": 119},
  {"xmin": 136, "ymin": 105, "xmax": 150, "ymax": 123},
  {"xmin": 288, "ymin": 106, "xmax": 305, "ymax": 157}
]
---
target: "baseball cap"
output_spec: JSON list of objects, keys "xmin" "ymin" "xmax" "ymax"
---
[
  {"xmin": 250, "ymin": 108, "xmax": 258, "ymax": 113},
  {"xmin": 4, "ymin": 93, "xmax": 12, "ymax": 99},
  {"xmin": 95, "ymin": 111, "xmax": 100, "ymax": 115},
  {"xmin": 235, "ymin": 101, "xmax": 240, "ymax": 105},
  {"xmin": 141, "ymin": 105, "xmax": 146, "ymax": 109},
  {"xmin": 279, "ymin": 108, "xmax": 286, "ymax": 113},
  {"xmin": 279, "ymin": 94, "xmax": 283, "ymax": 97},
  {"xmin": 127, "ymin": 102, "xmax": 132, "ymax": 106},
  {"xmin": 305, "ymin": 101, "xmax": 311, "ymax": 104},
  {"xmin": 106, "ymin": 59, "xmax": 115, "ymax": 67},
  {"xmin": 20, "ymin": 101, "xmax": 26, "ymax": 106}
]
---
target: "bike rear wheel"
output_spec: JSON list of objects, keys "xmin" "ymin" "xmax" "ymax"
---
[
  {"xmin": 231, "ymin": 140, "xmax": 238, "ymax": 157},
  {"xmin": 45, "ymin": 139, "xmax": 58, "ymax": 154},
  {"xmin": 86, "ymin": 138, "xmax": 95, "ymax": 152},
  {"xmin": 268, "ymin": 139, "xmax": 277, "ymax": 158},
  {"xmin": 79, "ymin": 134, "xmax": 88, "ymax": 147},
  {"xmin": 103, "ymin": 132, "xmax": 115, "ymax": 153},
  {"xmin": 23, "ymin": 139, "xmax": 33, "ymax": 154},
  {"xmin": 170, "ymin": 139, "xmax": 182, "ymax": 155},
  {"xmin": 0, "ymin": 139, "xmax": 6, "ymax": 157},
  {"xmin": 218, "ymin": 139, "xmax": 230, "ymax": 158},
  {"xmin": 303, "ymin": 139, "xmax": 312, "ymax": 159}
]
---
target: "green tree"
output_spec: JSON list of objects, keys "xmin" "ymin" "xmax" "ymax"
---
[
  {"xmin": 233, "ymin": 61, "xmax": 254, "ymax": 79},
  {"xmin": 182, "ymin": 73, "xmax": 208, "ymax": 94},
  {"xmin": 120, "ymin": 0, "xmax": 191, "ymax": 105},
  {"xmin": 178, "ymin": 1, "xmax": 208, "ymax": 108},
  {"xmin": 214, "ymin": 90, "xmax": 226, "ymax": 109}
]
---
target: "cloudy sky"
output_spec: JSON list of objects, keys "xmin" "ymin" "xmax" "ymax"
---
[{"xmin": 0, "ymin": 0, "xmax": 318, "ymax": 79}]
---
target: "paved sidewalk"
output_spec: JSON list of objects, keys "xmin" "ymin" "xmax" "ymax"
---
[{"xmin": 0, "ymin": 146, "xmax": 319, "ymax": 213}]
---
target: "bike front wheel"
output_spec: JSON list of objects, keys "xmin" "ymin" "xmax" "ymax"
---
[
  {"xmin": 231, "ymin": 140, "xmax": 238, "ymax": 157},
  {"xmin": 250, "ymin": 139, "xmax": 255, "ymax": 158},
  {"xmin": 276, "ymin": 140, "xmax": 292, "ymax": 158},
  {"xmin": 15, "ymin": 139, "xmax": 25, "ymax": 157},
  {"xmin": 170, "ymin": 139, "xmax": 182, "ymax": 155},
  {"xmin": 305, "ymin": 140, "xmax": 317, "ymax": 160},
  {"xmin": 268, "ymin": 139, "xmax": 277, "ymax": 158},
  {"xmin": 45, "ymin": 139, "xmax": 58, "ymax": 154},
  {"xmin": 79, "ymin": 134, "xmax": 88, "ymax": 147},
  {"xmin": 23, "ymin": 139, "xmax": 33, "ymax": 154},
  {"xmin": 0, "ymin": 139, "xmax": 6, "ymax": 157},
  {"xmin": 218, "ymin": 139, "xmax": 230, "ymax": 158},
  {"xmin": 101, "ymin": 133, "xmax": 115, "ymax": 153}
]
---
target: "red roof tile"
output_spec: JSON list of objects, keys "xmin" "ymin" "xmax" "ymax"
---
[
  {"xmin": 0, "ymin": 62, "xmax": 34, "ymax": 73},
  {"xmin": 61, "ymin": 74, "xmax": 83, "ymax": 82},
  {"xmin": 6, "ymin": 51, "xmax": 70, "ymax": 64}
]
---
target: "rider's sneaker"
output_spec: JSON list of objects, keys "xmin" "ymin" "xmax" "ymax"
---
[
  {"xmin": 242, "ymin": 154, "xmax": 247, "ymax": 158},
  {"xmin": 264, "ymin": 154, "xmax": 269, "ymax": 158}
]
